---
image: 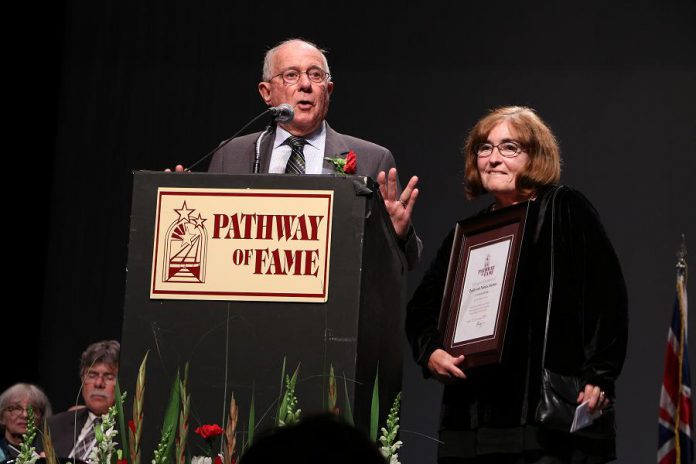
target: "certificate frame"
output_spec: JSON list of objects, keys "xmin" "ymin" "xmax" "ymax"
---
[{"xmin": 438, "ymin": 201, "xmax": 530, "ymax": 368}]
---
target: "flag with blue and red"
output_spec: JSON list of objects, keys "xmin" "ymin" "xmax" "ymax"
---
[{"xmin": 658, "ymin": 268, "xmax": 693, "ymax": 464}]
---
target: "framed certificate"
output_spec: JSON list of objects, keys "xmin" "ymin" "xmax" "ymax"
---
[{"xmin": 438, "ymin": 201, "xmax": 530, "ymax": 368}]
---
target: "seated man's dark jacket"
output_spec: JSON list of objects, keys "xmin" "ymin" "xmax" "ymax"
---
[{"xmin": 42, "ymin": 407, "xmax": 91, "ymax": 459}]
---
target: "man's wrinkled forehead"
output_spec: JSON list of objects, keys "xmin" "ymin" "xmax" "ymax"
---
[{"xmin": 272, "ymin": 41, "xmax": 329, "ymax": 72}]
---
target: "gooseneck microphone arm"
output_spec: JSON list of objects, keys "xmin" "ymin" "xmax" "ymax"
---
[
  {"xmin": 254, "ymin": 124, "xmax": 274, "ymax": 173},
  {"xmin": 186, "ymin": 104, "xmax": 294, "ymax": 172}
]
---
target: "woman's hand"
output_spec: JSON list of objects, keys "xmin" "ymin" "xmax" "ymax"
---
[
  {"xmin": 577, "ymin": 384, "xmax": 610, "ymax": 413},
  {"xmin": 427, "ymin": 349, "xmax": 467, "ymax": 383}
]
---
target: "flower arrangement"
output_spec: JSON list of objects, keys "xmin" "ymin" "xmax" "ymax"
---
[
  {"xmin": 379, "ymin": 393, "xmax": 403, "ymax": 464},
  {"xmin": 193, "ymin": 424, "xmax": 223, "ymax": 464},
  {"xmin": 151, "ymin": 426, "xmax": 172, "ymax": 464},
  {"xmin": 324, "ymin": 150, "xmax": 357, "ymax": 175},
  {"xmin": 29, "ymin": 355, "xmax": 402, "ymax": 464},
  {"xmin": 276, "ymin": 365, "xmax": 301, "ymax": 427},
  {"xmin": 88, "ymin": 400, "xmax": 121, "ymax": 464}
]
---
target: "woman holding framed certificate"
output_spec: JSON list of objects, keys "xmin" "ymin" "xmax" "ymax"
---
[{"xmin": 406, "ymin": 107, "xmax": 628, "ymax": 464}]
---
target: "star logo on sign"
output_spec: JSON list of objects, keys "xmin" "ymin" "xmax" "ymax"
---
[
  {"xmin": 174, "ymin": 202, "xmax": 195, "ymax": 222},
  {"xmin": 190, "ymin": 212, "xmax": 207, "ymax": 227}
]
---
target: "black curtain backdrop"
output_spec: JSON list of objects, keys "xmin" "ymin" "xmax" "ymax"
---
[{"xmin": 7, "ymin": 1, "xmax": 695, "ymax": 462}]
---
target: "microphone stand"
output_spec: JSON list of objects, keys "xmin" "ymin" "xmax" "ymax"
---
[
  {"xmin": 187, "ymin": 108, "xmax": 274, "ymax": 172},
  {"xmin": 254, "ymin": 124, "xmax": 274, "ymax": 173}
]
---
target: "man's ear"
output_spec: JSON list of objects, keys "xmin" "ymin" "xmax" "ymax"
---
[{"xmin": 258, "ymin": 81, "xmax": 272, "ymax": 105}]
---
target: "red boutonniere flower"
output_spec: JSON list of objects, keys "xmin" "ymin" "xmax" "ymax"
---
[
  {"xmin": 214, "ymin": 456, "xmax": 223, "ymax": 464},
  {"xmin": 344, "ymin": 150, "xmax": 357, "ymax": 174},
  {"xmin": 117, "ymin": 460, "xmax": 128, "ymax": 464},
  {"xmin": 324, "ymin": 150, "xmax": 357, "ymax": 175},
  {"xmin": 195, "ymin": 424, "xmax": 224, "ymax": 439}
]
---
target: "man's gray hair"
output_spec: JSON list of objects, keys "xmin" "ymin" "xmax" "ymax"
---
[
  {"xmin": 262, "ymin": 38, "xmax": 331, "ymax": 82},
  {"xmin": 80, "ymin": 339, "xmax": 120, "ymax": 377}
]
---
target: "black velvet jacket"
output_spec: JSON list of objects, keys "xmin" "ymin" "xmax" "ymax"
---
[{"xmin": 405, "ymin": 186, "xmax": 628, "ymax": 456}]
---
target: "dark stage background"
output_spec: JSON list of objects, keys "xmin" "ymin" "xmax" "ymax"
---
[{"xmin": 8, "ymin": 1, "xmax": 695, "ymax": 463}]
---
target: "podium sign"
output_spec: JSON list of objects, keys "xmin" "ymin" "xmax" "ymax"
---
[
  {"xmin": 120, "ymin": 172, "xmax": 406, "ymax": 455},
  {"xmin": 150, "ymin": 188, "xmax": 333, "ymax": 302}
]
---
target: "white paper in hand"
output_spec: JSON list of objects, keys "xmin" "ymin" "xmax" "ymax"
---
[{"xmin": 570, "ymin": 400, "xmax": 602, "ymax": 432}]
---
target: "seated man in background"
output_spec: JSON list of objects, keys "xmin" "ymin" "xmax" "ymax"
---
[{"xmin": 46, "ymin": 340, "xmax": 120, "ymax": 461}]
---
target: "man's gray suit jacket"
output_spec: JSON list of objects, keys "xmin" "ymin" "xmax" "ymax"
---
[{"xmin": 207, "ymin": 123, "xmax": 421, "ymax": 268}]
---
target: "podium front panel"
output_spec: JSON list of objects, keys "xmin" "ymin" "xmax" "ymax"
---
[{"xmin": 120, "ymin": 172, "xmax": 405, "ymax": 453}]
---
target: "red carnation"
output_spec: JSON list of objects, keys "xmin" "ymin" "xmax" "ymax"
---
[
  {"xmin": 117, "ymin": 460, "xmax": 128, "ymax": 464},
  {"xmin": 344, "ymin": 151, "xmax": 357, "ymax": 174},
  {"xmin": 195, "ymin": 424, "xmax": 224, "ymax": 439},
  {"xmin": 214, "ymin": 456, "xmax": 223, "ymax": 464}
]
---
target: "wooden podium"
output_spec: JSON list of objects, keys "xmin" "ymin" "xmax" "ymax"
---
[{"xmin": 119, "ymin": 171, "xmax": 407, "ymax": 453}]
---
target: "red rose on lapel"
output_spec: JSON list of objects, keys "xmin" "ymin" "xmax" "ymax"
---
[{"xmin": 344, "ymin": 151, "xmax": 357, "ymax": 174}]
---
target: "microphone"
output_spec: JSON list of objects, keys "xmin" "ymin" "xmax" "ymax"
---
[
  {"xmin": 185, "ymin": 104, "xmax": 294, "ymax": 171},
  {"xmin": 268, "ymin": 103, "xmax": 294, "ymax": 123}
]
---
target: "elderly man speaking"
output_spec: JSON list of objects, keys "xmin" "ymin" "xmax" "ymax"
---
[{"xmin": 174, "ymin": 38, "xmax": 421, "ymax": 268}]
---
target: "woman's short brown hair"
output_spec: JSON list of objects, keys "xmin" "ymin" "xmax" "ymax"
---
[{"xmin": 463, "ymin": 106, "xmax": 561, "ymax": 199}]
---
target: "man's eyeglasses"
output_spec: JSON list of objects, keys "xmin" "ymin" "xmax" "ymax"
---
[
  {"xmin": 476, "ymin": 141, "xmax": 525, "ymax": 158},
  {"xmin": 4, "ymin": 405, "xmax": 39, "ymax": 417},
  {"xmin": 83, "ymin": 371, "xmax": 117, "ymax": 384},
  {"xmin": 270, "ymin": 67, "xmax": 330, "ymax": 85}
]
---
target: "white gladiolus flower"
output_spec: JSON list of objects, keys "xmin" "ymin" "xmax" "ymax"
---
[{"xmin": 191, "ymin": 456, "xmax": 213, "ymax": 464}]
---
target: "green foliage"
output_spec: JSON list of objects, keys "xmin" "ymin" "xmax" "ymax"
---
[
  {"xmin": 89, "ymin": 402, "xmax": 121, "ymax": 464},
  {"xmin": 116, "ymin": 380, "xmax": 130, "ymax": 464},
  {"xmin": 369, "ymin": 368, "xmax": 379, "ymax": 442},
  {"xmin": 177, "ymin": 364, "xmax": 190, "ymax": 464},
  {"xmin": 275, "ymin": 357, "xmax": 287, "ymax": 422},
  {"xmin": 131, "ymin": 351, "xmax": 149, "ymax": 464},
  {"xmin": 342, "ymin": 373, "xmax": 354, "ymax": 426},
  {"xmin": 151, "ymin": 426, "xmax": 173, "ymax": 464},
  {"xmin": 323, "ymin": 156, "xmax": 349, "ymax": 175},
  {"xmin": 115, "ymin": 354, "xmax": 404, "ymax": 464},
  {"xmin": 160, "ymin": 370, "xmax": 181, "ymax": 463},
  {"xmin": 42, "ymin": 417, "xmax": 58, "ymax": 464},
  {"xmin": 379, "ymin": 392, "xmax": 403, "ymax": 463},
  {"xmin": 327, "ymin": 364, "xmax": 337, "ymax": 413},
  {"xmin": 247, "ymin": 388, "xmax": 255, "ymax": 448},
  {"xmin": 277, "ymin": 365, "xmax": 301, "ymax": 427},
  {"xmin": 16, "ymin": 407, "xmax": 38, "ymax": 464}
]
